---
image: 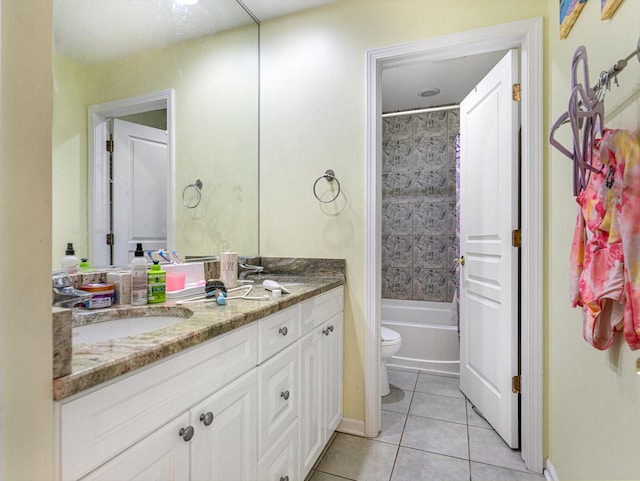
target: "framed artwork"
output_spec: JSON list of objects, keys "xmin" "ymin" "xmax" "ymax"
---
[
  {"xmin": 601, "ymin": 0, "xmax": 623, "ymax": 19},
  {"xmin": 560, "ymin": 0, "xmax": 588, "ymax": 39}
]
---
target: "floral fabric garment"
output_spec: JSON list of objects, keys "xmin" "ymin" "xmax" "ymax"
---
[{"xmin": 569, "ymin": 130, "xmax": 625, "ymax": 350}]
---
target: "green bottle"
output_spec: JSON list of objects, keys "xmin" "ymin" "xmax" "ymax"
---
[{"xmin": 147, "ymin": 260, "xmax": 166, "ymax": 304}]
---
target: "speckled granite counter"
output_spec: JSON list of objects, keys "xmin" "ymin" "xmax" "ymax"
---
[{"xmin": 53, "ymin": 270, "xmax": 344, "ymax": 401}]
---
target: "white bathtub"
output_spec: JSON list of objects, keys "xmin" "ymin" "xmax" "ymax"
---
[{"xmin": 382, "ymin": 298, "xmax": 460, "ymax": 376}]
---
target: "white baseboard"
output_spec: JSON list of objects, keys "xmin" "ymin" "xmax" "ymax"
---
[
  {"xmin": 544, "ymin": 458, "xmax": 559, "ymax": 481},
  {"xmin": 336, "ymin": 417, "xmax": 365, "ymax": 437}
]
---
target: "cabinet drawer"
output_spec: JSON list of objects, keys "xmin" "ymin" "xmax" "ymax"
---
[
  {"xmin": 299, "ymin": 286, "xmax": 344, "ymax": 335},
  {"xmin": 258, "ymin": 305, "xmax": 299, "ymax": 363},
  {"xmin": 58, "ymin": 323, "xmax": 258, "ymax": 481},
  {"xmin": 258, "ymin": 342, "xmax": 298, "ymax": 458},
  {"xmin": 258, "ymin": 420, "xmax": 299, "ymax": 481}
]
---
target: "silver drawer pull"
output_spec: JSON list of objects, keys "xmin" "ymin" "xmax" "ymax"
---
[
  {"xmin": 280, "ymin": 477, "xmax": 289, "ymax": 481},
  {"xmin": 199, "ymin": 412, "xmax": 214, "ymax": 426},
  {"xmin": 278, "ymin": 326, "xmax": 288, "ymax": 336},
  {"xmin": 280, "ymin": 390, "xmax": 290, "ymax": 401},
  {"xmin": 328, "ymin": 325, "xmax": 334, "ymax": 332},
  {"xmin": 179, "ymin": 426, "xmax": 194, "ymax": 442}
]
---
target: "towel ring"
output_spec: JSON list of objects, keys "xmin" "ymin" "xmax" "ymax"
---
[
  {"xmin": 182, "ymin": 179, "xmax": 203, "ymax": 208},
  {"xmin": 313, "ymin": 169, "xmax": 341, "ymax": 203}
]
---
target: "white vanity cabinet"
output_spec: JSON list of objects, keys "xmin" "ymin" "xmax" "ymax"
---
[
  {"xmin": 80, "ymin": 370, "xmax": 257, "ymax": 481},
  {"xmin": 298, "ymin": 289, "xmax": 344, "ymax": 479},
  {"xmin": 55, "ymin": 286, "xmax": 344, "ymax": 481}
]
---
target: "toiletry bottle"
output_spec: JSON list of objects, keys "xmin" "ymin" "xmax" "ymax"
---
[
  {"xmin": 131, "ymin": 243, "xmax": 148, "ymax": 305},
  {"xmin": 79, "ymin": 258, "xmax": 90, "ymax": 271},
  {"xmin": 62, "ymin": 243, "xmax": 79, "ymax": 274},
  {"xmin": 147, "ymin": 260, "xmax": 166, "ymax": 304},
  {"xmin": 220, "ymin": 251, "xmax": 238, "ymax": 289}
]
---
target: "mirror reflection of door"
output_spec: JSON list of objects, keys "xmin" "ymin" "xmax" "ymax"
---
[{"xmin": 112, "ymin": 118, "xmax": 168, "ymax": 266}]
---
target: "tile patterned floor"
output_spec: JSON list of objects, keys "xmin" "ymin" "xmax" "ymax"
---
[{"xmin": 307, "ymin": 368, "xmax": 545, "ymax": 481}]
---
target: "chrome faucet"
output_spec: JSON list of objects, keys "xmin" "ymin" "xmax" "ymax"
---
[
  {"xmin": 52, "ymin": 271, "xmax": 91, "ymax": 308},
  {"xmin": 238, "ymin": 258, "xmax": 264, "ymax": 280}
]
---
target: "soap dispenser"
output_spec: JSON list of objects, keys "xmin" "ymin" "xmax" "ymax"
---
[
  {"xmin": 147, "ymin": 260, "xmax": 166, "ymax": 304},
  {"xmin": 62, "ymin": 243, "xmax": 79, "ymax": 274},
  {"xmin": 130, "ymin": 243, "xmax": 148, "ymax": 305}
]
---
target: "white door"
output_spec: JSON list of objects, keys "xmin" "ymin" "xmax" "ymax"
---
[
  {"xmin": 190, "ymin": 370, "xmax": 258, "ymax": 481},
  {"xmin": 324, "ymin": 314, "xmax": 343, "ymax": 439},
  {"xmin": 113, "ymin": 119, "xmax": 168, "ymax": 266},
  {"xmin": 459, "ymin": 49, "xmax": 520, "ymax": 448},
  {"xmin": 79, "ymin": 413, "xmax": 191, "ymax": 481},
  {"xmin": 298, "ymin": 327, "xmax": 324, "ymax": 478}
]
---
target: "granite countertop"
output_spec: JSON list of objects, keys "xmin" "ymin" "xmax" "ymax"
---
[{"xmin": 53, "ymin": 274, "xmax": 344, "ymax": 401}]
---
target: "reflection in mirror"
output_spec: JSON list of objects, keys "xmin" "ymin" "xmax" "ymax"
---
[{"xmin": 52, "ymin": 0, "xmax": 259, "ymax": 269}]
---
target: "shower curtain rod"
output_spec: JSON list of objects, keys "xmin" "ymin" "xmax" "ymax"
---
[{"xmin": 382, "ymin": 104, "xmax": 460, "ymax": 118}]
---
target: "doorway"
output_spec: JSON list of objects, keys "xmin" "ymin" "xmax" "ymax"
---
[
  {"xmin": 88, "ymin": 90, "xmax": 175, "ymax": 267},
  {"xmin": 364, "ymin": 18, "xmax": 543, "ymax": 473}
]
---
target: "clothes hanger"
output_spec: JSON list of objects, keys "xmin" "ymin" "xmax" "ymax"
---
[{"xmin": 549, "ymin": 46, "xmax": 604, "ymax": 195}]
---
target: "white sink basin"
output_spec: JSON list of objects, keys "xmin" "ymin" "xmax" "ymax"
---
[{"xmin": 73, "ymin": 316, "xmax": 185, "ymax": 344}]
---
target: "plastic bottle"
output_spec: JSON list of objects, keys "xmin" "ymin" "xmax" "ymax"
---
[
  {"xmin": 79, "ymin": 258, "xmax": 91, "ymax": 271},
  {"xmin": 130, "ymin": 243, "xmax": 148, "ymax": 305},
  {"xmin": 62, "ymin": 243, "xmax": 80, "ymax": 274},
  {"xmin": 147, "ymin": 260, "xmax": 166, "ymax": 304}
]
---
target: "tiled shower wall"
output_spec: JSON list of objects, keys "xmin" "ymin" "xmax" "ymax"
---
[{"xmin": 381, "ymin": 108, "xmax": 459, "ymax": 302}]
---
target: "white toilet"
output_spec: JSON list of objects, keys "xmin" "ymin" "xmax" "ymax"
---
[{"xmin": 380, "ymin": 326, "xmax": 402, "ymax": 396}]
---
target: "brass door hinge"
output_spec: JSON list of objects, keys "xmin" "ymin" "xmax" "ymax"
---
[
  {"xmin": 512, "ymin": 83, "xmax": 521, "ymax": 102},
  {"xmin": 106, "ymin": 233, "xmax": 114, "ymax": 245},
  {"xmin": 106, "ymin": 140, "xmax": 114, "ymax": 153},
  {"xmin": 512, "ymin": 229, "xmax": 522, "ymax": 248},
  {"xmin": 512, "ymin": 375, "xmax": 521, "ymax": 394}
]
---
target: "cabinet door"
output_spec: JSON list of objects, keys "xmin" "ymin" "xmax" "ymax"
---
[
  {"xmin": 298, "ymin": 327, "xmax": 324, "ymax": 479},
  {"xmin": 258, "ymin": 342, "xmax": 298, "ymax": 457},
  {"xmin": 79, "ymin": 413, "xmax": 190, "ymax": 481},
  {"xmin": 190, "ymin": 370, "xmax": 258, "ymax": 481},
  {"xmin": 258, "ymin": 420, "xmax": 299, "ymax": 481},
  {"xmin": 324, "ymin": 314, "xmax": 344, "ymax": 438}
]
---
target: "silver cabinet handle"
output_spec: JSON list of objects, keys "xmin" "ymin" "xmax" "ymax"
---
[
  {"xmin": 280, "ymin": 477, "xmax": 289, "ymax": 481},
  {"xmin": 179, "ymin": 426, "xmax": 194, "ymax": 442},
  {"xmin": 278, "ymin": 326, "xmax": 288, "ymax": 336},
  {"xmin": 199, "ymin": 412, "xmax": 214, "ymax": 426},
  {"xmin": 322, "ymin": 327, "xmax": 330, "ymax": 336},
  {"xmin": 280, "ymin": 390, "xmax": 290, "ymax": 401},
  {"xmin": 328, "ymin": 325, "xmax": 334, "ymax": 332}
]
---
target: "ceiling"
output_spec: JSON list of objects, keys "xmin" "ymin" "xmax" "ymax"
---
[
  {"xmin": 381, "ymin": 50, "xmax": 509, "ymax": 113},
  {"xmin": 54, "ymin": 0, "xmax": 507, "ymax": 112}
]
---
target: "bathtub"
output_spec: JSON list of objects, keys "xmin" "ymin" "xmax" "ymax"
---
[{"xmin": 381, "ymin": 298, "xmax": 460, "ymax": 376}]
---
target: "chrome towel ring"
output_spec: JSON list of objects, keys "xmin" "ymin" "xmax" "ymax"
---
[
  {"xmin": 313, "ymin": 169, "xmax": 341, "ymax": 203},
  {"xmin": 182, "ymin": 179, "xmax": 203, "ymax": 208}
]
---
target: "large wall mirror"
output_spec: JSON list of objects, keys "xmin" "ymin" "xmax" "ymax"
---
[{"xmin": 52, "ymin": 0, "xmax": 259, "ymax": 269}]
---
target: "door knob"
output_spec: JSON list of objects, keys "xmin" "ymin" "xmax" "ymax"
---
[
  {"xmin": 179, "ymin": 426, "xmax": 194, "ymax": 442},
  {"xmin": 454, "ymin": 256, "xmax": 465, "ymax": 266},
  {"xmin": 199, "ymin": 411, "xmax": 214, "ymax": 426}
]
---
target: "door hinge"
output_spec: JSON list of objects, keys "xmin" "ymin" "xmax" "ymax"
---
[
  {"xmin": 106, "ymin": 233, "xmax": 114, "ymax": 245},
  {"xmin": 512, "ymin": 375, "xmax": 521, "ymax": 394},
  {"xmin": 106, "ymin": 140, "xmax": 114, "ymax": 153},
  {"xmin": 512, "ymin": 83, "xmax": 521, "ymax": 102},
  {"xmin": 512, "ymin": 229, "xmax": 522, "ymax": 248}
]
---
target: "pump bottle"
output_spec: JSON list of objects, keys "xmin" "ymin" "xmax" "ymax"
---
[
  {"xmin": 62, "ymin": 243, "xmax": 79, "ymax": 274},
  {"xmin": 130, "ymin": 243, "xmax": 148, "ymax": 305},
  {"xmin": 147, "ymin": 261, "xmax": 166, "ymax": 304}
]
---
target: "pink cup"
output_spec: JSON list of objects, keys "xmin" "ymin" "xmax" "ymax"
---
[{"xmin": 166, "ymin": 272, "xmax": 186, "ymax": 292}]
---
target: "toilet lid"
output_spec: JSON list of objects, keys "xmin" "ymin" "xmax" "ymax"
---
[{"xmin": 381, "ymin": 326, "xmax": 401, "ymax": 342}]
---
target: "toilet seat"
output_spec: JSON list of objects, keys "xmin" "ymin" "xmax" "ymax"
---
[{"xmin": 381, "ymin": 326, "xmax": 401, "ymax": 343}]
